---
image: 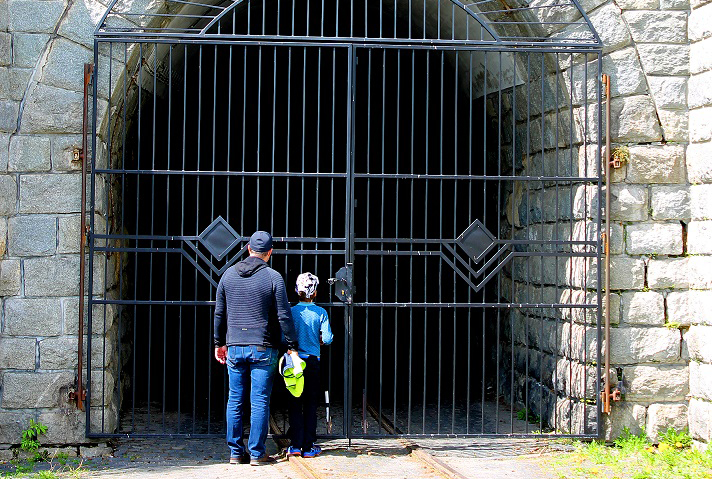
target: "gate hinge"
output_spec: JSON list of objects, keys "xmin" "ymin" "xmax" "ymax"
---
[
  {"xmin": 72, "ymin": 147, "xmax": 84, "ymax": 165},
  {"xmin": 69, "ymin": 388, "xmax": 86, "ymax": 406}
]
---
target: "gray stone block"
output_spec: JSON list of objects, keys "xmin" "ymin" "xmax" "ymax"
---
[
  {"xmin": 40, "ymin": 38, "xmax": 92, "ymax": 94},
  {"xmin": 685, "ymin": 325, "xmax": 712, "ymax": 362},
  {"xmin": 691, "ymin": 37, "xmax": 712, "ymax": 75},
  {"xmin": 80, "ymin": 444, "xmax": 112, "ymax": 458},
  {"xmin": 588, "ymin": 3, "xmax": 633, "ymax": 53},
  {"xmin": 648, "ymin": 76, "xmax": 688, "ymax": 109},
  {"xmin": 621, "ymin": 291, "xmax": 665, "ymax": 325},
  {"xmin": 658, "ymin": 109, "xmax": 689, "ymax": 142},
  {"xmin": 622, "ymin": 11, "xmax": 687, "ymax": 43},
  {"xmin": 4, "ymin": 297, "xmax": 62, "ymax": 336},
  {"xmin": 8, "ymin": 136, "xmax": 51, "ymax": 172},
  {"xmin": 0, "ymin": 67, "xmax": 32, "ymax": 102},
  {"xmin": 0, "ymin": 33, "xmax": 10, "ymax": 67},
  {"xmin": 690, "ymin": 107, "xmax": 712, "ymax": 143},
  {"xmin": 7, "ymin": 215, "xmax": 56, "ymax": 256},
  {"xmin": 0, "ymin": 411, "xmax": 35, "ymax": 444},
  {"xmin": 51, "ymin": 135, "xmax": 82, "ymax": 171},
  {"xmin": 651, "ymin": 186, "xmax": 690, "ymax": 220},
  {"xmin": 648, "ymin": 257, "xmax": 690, "ymax": 289},
  {"xmin": 0, "ymin": 259, "xmax": 21, "ymax": 296},
  {"xmin": 625, "ymin": 222, "xmax": 683, "ymax": 255},
  {"xmin": 0, "ymin": 133, "xmax": 9, "ymax": 171},
  {"xmin": 689, "ymin": 70, "xmax": 712, "ymax": 109},
  {"xmin": 627, "ymin": 145, "xmax": 685, "ymax": 185},
  {"xmin": 616, "ymin": 0, "xmax": 659, "ymax": 9},
  {"xmin": 602, "ymin": 401, "xmax": 647, "ymax": 441},
  {"xmin": 638, "ymin": 44, "xmax": 689, "ymax": 75},
  {"xmin": 661, "ymin": 0, "xmax": 689, "ymax": 8},
  {"xmin": 609, "ymin": 255, "xmax": 645, "ymax": 290},
  {"xmin": 611, "ymin": 96, "xmax": 663, "ymax": 142},
  {"xmin": 1, "ymin": 371, "xmax": 74, "ymax": 408},
  {"xmin": 690, "ymin": 256, "xmax": 712, "ymax": 289},
  {"xmin": 690, "ymin": 361, "xmax": 712, "ymax": 401},
  {"xmin": 0, "ymin": 337, "xmax": 36, "ymax": 369},
  {"xmin": 63, "ymin": 297, "xmax": 117, "ymax": 337},
  {"xmin": 57, "ymin": 215, "xmax": 80, "ymax": 254},
  {"xmin": 7, "ymin": 0, "xmax": 65, "ymax": 33},
  {"xmin": 0, "ymin": 0, "xmax": 7, "ymax": 30},
  {"xmin": 39, "ymin": 336, "xmax": 115, "ymax": 371},
  {"xmin": 0, "ymin": 217, "xmax": 6, "ymax": 256},
  {"xmin": 688, "ymin": 221, "xmax": 712, "ymax": 254},
  {"xmin": 688, "ymin": 398, "xmax": 712, "ymax": 441},
  {"xmin": 19, "ymin": 173, "xmax": 82, "ymax": 213},
  {"xmin": 646, "ymin": 403, "xmax": 689, "ymax": 443},
  {"xmin": 688, "ymin": 143, "xmax": 712, "ymax": 183},
  {"xmin": 38, "ymin": 409, "xmax": 86, "ymax": 444},
  {"xmin": 622, "ymin": 365, "xmax": 689, "ymax": 401},
  {"xmin": 23, "ymin": 256, "xmax": 80, "ymax": 297},
  {"xmin": 667, "ymin": 290, "xmax": 712, "ymax": 326},
  {"xmin": 0, "ymin": 174, "xmax": 17, "ymax": 215},
  {"xmin": 689, "ymin": 2, "xmax": 712, "ymax": 42},
  {"xmin": 610, "ymin": 184, "xmax": 648, "ymax": 221},
  {"xmin": 0, "ymin": 100, "xmax": 19, "ymax": 133},
  {"xmin": 690, "ymin": 186, "xmax": 712, "ymax": 221},
  {"xmin": 19, "ymin": 84, "xmax": 83, "ymax": 134},
  {"xmin": 610, "ymin": 326, "xmax": 681, "ymax": 364},
  {"xmin": 12, "ymin": 33, "xmax": 49, "ymax": 68}
]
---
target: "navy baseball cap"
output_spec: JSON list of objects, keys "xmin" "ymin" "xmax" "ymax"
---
[{"xmin": 249, "ymin": 231, "xmax": 273, "ymax": 252}]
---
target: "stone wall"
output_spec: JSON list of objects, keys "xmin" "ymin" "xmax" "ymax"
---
[
  {"xmin": 0, "ymin": 0, "xmax": 121, "ymax": 446},
  {"xmin": 686, "ymin": 0, "xmax": 712, "ymax": 447}
]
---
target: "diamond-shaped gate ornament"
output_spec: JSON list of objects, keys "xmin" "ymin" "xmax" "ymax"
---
[
  {"xmin": 456, "ymin": 219, "xmax": 496, "ymax": 263},
  {"xmin": 198, "ymin": 216, "xmax": 241, "ymax": 260}
]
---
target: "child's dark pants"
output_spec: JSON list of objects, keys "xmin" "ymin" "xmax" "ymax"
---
[{"xmin": 288, "ymin": 355, "xmax": 320, "ymax": 451}]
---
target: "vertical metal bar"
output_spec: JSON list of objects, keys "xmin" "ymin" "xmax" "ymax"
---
[
  {"xmin": 495, "ymin": 50, "xmax": 502, "ymax": 434},
  {"xmin": 379, "ymin": 48, "xmax": 386, "ymax": 435},
  {"xmin": 451, "ymin": 50, "xmax": 458, "ymax": 435},
  {"xmin": 132, "ymin": 42, "xmax": 143, "ymax": 433},
  {"xmin": 408, "ymin": 47, "xmax": 414, "ymax": 435},
  {"xmin": 393, "ymin": 47, "xmax": 400, "ymax": 432},
  {"xmin": 79, "ymin": 61, "xmax": 93, "ymax": 414},
  {"xmin": 86, "ymin": 44, "xmax": 98, "ymax": 432},
  {"xmin": 162, "ymin": 44, "xmax": 172, "ymax": 435},
  {"xmin": 178, "ymin": 43, "xmax": 188, "ymax": 434},
  {"xmin": 437, "ymin": 49, "xmax": 443, "ymax": 434},
  {"xmin": 144, "ymin": 42, "xmax": 159, "ymax": 433},
  {"xmin": 596, "ymin": 51, "xmax": 604, "ymax": 436},
  {"xmin": 193, "ymin": 44, "xmax": 203, "ymax": 435},
  {"xmin": 346, "ymin": 43, "xmax": 355, "ymax": 444},
  {"xmin": 364, "ymin": 47, "xmax": 371, "ymax": 435},
  {"xmin": 422, "ymin": 49, "xmax": 429, "ymax": 435},
  {"xmin": 101, "ymin": 43, "xmax": 112, "ymax": 433},
  {"xmin": 480, "ymin": 50, "xmax": 487, "ymax": 434},
  {"xmin": 524, "ymin": 52, "xmax": 531, "ymax": 434},
  {"xmin": 117, "ymin": 42, "xmax": 128, "ymax": 432},
  {"xmin": 510, "ymin": 51, "xmax": 516, "ymax": 435}
]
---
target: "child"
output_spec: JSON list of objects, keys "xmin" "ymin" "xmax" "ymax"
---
[{"xmin": 286, "ymin": 272, "xmax": 333, "ymax": 458}]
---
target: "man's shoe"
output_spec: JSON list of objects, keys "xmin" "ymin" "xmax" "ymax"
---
[
  {"xmin": 250, "ymin": 455, "xmax": 277, "ymax": 466},
  {"xmin": 286, "ymin": 446, "xmax": 301, "ymax": 457},
  {"xmin": 302, "ymin": 445, "xmax": 322, "ymax": 458},
  {"xmin": 229, "ymin": 453, "xmax": 250, "ymax": 465}
]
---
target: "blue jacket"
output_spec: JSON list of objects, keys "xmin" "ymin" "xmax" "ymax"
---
[{"xmin": 213, "ymin": 256, "xmax": 298, "ymax": 350}]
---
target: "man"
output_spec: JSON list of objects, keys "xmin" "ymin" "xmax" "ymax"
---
[{"xmin": 214, "ymin": 231, "xmax": 298, "ymax": 466}]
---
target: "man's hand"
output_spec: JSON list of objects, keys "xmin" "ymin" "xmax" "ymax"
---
[{"xmin": 214, "ymin": 345, "xmax": 227, "ymax": 364}]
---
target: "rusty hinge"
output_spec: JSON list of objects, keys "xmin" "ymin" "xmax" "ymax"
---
[
  {"xmin": 69, "ymin": 388, "xmax": 86, "ymax": 404},
  {"xmin": 72, "ymin": 147, "xmax": 84, "ymax": 165}
]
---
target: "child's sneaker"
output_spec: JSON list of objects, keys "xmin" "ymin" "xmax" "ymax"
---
[
  {"xmin": 302, "ymin": 445, "xmax": 321, "ymax": 458},
  {"xmin": 286, "ymin": 446, "xmax": 301, "ymax": 457}
]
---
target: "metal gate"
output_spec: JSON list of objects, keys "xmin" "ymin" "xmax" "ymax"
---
[{"xmin": 87, "ymin": 0, "xmax": 603, "ymax": 439}]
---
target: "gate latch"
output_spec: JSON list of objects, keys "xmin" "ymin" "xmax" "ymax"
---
[{"xmin": 328, "ymin": 264, "xmax": 353, "ymax": 303}]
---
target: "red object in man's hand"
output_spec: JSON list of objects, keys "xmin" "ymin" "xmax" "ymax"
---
[{"xmin": 214, "ymin": 346, "xmax": 227, "ymax": 364}]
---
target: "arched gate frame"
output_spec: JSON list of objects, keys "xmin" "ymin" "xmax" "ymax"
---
[{"xmin": 87, "ymin": 0, "xmax": 604, "ymax": 440}]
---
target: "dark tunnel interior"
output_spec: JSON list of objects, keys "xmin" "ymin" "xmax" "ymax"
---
[{"xmin": 113, "ymin": 1, "xmax": 509, "ymax": 436}]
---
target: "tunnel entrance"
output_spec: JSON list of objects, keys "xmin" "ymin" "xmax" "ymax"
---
[{"xmin": 88, "ymin": 0, "xmax": 603, "ymax": 439}]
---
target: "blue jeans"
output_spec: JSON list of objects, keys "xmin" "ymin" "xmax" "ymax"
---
[{"xmin": 225, "ymin": 345, "xmax": 278, "ymax": 459}]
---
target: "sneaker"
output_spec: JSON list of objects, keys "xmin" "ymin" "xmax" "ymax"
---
[
  {"xmin": 302, "ymin": 445, "xmax": 322, "ymax": 458},
  {"xmin": 250, "ymin": 455, "xmax": 277, "ymax": 466},
  {"xmin": 286, "ymin": 446, "xmax": 301, "ymax": 457},
  {"xmin": 229, "ymin": 453, "xmax": 250, "ymax": 465}
]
